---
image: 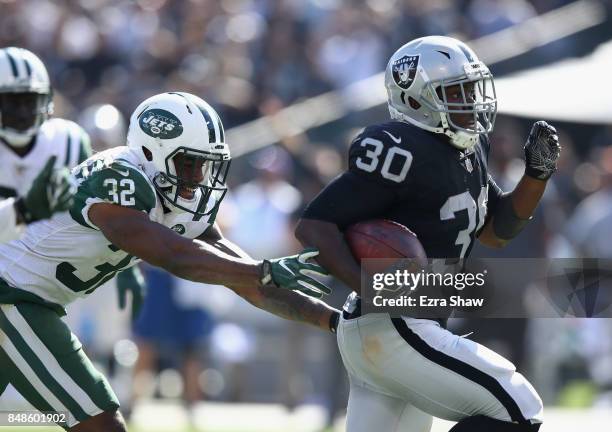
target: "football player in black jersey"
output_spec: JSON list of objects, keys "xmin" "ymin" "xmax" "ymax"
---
[{"xmin": 296, "ymin": 36, "xmax": 560, "ymax": 432}]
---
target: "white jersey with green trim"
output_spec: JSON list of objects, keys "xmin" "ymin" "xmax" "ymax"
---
[
  {"xmin": 0, "ymin": 146, "xmax": 219, "ymax": 309},
  {"xmin": 0, "ymin": 118, "xmax": 90, "ymax": 199}
]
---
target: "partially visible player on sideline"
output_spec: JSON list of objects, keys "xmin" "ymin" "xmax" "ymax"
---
[
  {"xmin": 297, "ymin": 36, "xmax": 561, "ymax": 432},
  {"xmin": 0, "ymin": 46, "xmax": 149, "ymax": 318},
  {"xmin": 0, "ymin": 47, "xmax": 80, "ymax": 243},
  {"xmin": 0, "ymin": 91, "xmax": 339, "ymax": 432}
]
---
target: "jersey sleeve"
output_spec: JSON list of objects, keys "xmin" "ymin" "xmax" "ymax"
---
[
  {"xmin": 303, "ymin": 125, "xmax": 414, "ymax": 229},
  {"xmin": 483, "ymin": 175, "xmax": 505, "ymax": 227},
  {"xmin": 61, "ymin": 120, "xmax": 93, "ymax": 168},
  {"xmin": 348, "ymin": 125, "xmax": 414, "ymax": 188},
  {"xmin": 70, "ymin": 161, "xmax": 157, "ymax": 230},
  {"xmin": 301, "ymin": 171, "xmax": 397, "ymax": 230}
]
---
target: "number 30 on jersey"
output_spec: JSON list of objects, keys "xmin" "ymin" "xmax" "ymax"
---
[{"xmin": 355, "ymin": 138, "xmax": 413, "ymax": 183}]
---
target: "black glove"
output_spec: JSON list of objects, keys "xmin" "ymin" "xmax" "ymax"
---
[{"xmin": 524, "ymin": 121, "xmax": 561, "ymax": 181}]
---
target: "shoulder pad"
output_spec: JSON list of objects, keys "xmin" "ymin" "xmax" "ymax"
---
[
  {"xmin": 42, "ymin": 118, "xmax": 93, "ymax": 168},
  {"xmin": 348, "ymin": 123, "xmax": 415, "ymax": 186},
  {"xmin": 70, "ymin": 158, "xmax": 156, "ymax": 228}
]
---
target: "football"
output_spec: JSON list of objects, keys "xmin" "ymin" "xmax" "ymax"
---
[{"xmin": 345, "ymin": 219, "xmax": 427, "ymax": 269}]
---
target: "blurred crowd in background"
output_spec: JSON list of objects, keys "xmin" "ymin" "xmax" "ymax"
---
[{"xmin": 2, "ymin": 0, "xmax": 612, "ymax": 425}]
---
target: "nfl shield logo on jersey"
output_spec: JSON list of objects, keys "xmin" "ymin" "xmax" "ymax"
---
[
  {"xmin": 392, "ymin": 55, "xmax": 419, "ymax": 89},
  {"xmin": 464, "ymin": 157, "xmax": 473, "ymax": 173}
]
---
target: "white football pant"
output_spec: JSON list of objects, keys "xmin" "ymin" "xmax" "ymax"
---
[{"xmin": 337, "ymin": 313, "xmax": 543, "ymax": 432}]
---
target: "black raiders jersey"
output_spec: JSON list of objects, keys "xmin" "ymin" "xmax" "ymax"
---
[{"xmin": 302, "ymin": 120, "xmax": 503, "ymax": 259}]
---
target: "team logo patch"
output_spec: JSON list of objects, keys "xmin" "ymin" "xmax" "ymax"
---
[
  {"xmin": 139, "ymin": 109, "xmax": 183, "ymax": 139},
  {"xmin": 171, "ymin": 224, "xmax": 186, "ymax": 234},
  {"xmin": 392, "ymin": 55, "xmax": 419, "ymax": 90}
]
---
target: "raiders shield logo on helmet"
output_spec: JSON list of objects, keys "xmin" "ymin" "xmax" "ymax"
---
[{"xmin": 392, "ymin": 55, "xmax": 419, "ymax": 90}]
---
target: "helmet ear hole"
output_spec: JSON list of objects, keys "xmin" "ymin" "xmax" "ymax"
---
[
  {"xmin": 408, "ymin": 96, "xmax": 421, "ymax": 110},
  {"xmin": 142, "ymin": 146, "xmax": 153, "ymax": 161}
]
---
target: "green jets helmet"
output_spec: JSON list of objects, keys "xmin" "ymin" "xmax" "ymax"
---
[
  {"xmin": 0, "ymin": 47, "xmax": 53, "ymax": 148},
  {"xmin": 127, "ymin": 92, "xmax": 231, "ymax": 218},
  {"xmin": 0, "ymin": 47, "xmax": 53, "ymax": 147}
]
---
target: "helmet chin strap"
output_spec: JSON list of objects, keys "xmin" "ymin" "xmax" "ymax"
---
[{"xmin": 446, "ymin": 129, "xmax": 478, "ymax": 150}]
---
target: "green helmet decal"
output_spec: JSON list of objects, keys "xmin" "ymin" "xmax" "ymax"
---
[{"xmin": 139, "ymin": 108, "xmax": 183, "ymax": 139}]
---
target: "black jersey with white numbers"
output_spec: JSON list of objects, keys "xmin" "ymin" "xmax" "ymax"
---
[{"xmin": 303, "ymin": 121, "xmax": 504, "ymax": 259}]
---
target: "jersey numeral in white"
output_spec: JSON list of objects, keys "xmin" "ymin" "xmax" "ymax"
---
[
  {"xmin": 103, "ymin": 178, "xmax": 136, "ymax": 206},
  {"xmin": 440, "ymin": 186, "xmax": 488, "ymax": 258},
  {"xmin": 355, "ymin": 137, "xmax": 412, "ymax": 183}
]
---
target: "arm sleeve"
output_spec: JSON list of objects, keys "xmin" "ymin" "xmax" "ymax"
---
[
  {"xmin": 301, "ymin": 171, "xmax": 397, "ymax": 230},
  {"xmin": 485, "ymin": 175, "xmax": 505, "ymax": 223},
  {"xmin": 302, "ymin": 124, "xmax": 414, "ymax": 229},
  {"xmin": 0, "ymin": 198, "xmax": 23, "ymax": 243},
  {"xmin": 70, "ymin": 162, "xmax": 157, "ymax": 230}
]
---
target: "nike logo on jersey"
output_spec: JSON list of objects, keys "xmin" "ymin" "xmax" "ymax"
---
[
  {"xmin": 112, "ymin": 167, "xmax": 130, "ymax": 177},
  {"xmin": 383, "ymin": 130, "xmax": 402, "ymax": 144}
]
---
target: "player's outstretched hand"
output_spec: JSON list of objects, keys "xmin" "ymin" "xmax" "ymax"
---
[
  {"xmin": 260, "ymin": 248, "xmax": 331, "ymax": 298},
  {"xmin": 17, "ymin": 156, "xmax": 77, "ymax": 223},
  {"xmin": 524, "ymin": 121, "xmax": 562, "ymax": 181}
]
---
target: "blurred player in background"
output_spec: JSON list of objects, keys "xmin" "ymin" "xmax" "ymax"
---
[
  {"xmin": 0, "ymin": 47, "xmax": 79, "ymax": 243},
  {"xmin": 0, "ymin": 46, "xmax": 145, "ymax": 321},
  {"xmin": 296, "ymin": 36, "xmax": 561, "ymax": 432},
  {"xmin": 0, "ymin": 91, "xmax": 339, "ymax": 432},
  {"xmin": 130, "ymin": 264, "xmax": 216, "ymax": 413}
]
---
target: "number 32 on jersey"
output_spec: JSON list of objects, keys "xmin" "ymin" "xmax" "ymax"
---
[{"xmin": 103, "ymin": 178, "xmax": 136, "ymax": 206}]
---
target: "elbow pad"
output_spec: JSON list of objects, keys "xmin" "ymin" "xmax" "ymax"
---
[{"xmin": 492, "ymin": 194, "xmax": 531, "ymax": 240}]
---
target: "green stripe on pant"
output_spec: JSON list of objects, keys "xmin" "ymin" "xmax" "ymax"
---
[{"xmin": 0, "ymin": 303, "xmax": 119, "ymax": 428}]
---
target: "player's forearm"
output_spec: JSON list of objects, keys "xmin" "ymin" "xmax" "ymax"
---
[
  {"xmin": 237, "ymin": 283, "xmax": 340, "ymax": 332},
  {"xmin": 203, "ymin": 236, "xmax": 253, "ymax": 260},
  {"xmin": 166, "ymin": 239, "xmax": 261, "ymax": 289},
  {"xmin": 480, "ymin": 175, "xmax": 547, "ymax": 247},
  {"xmin": 295, "ymin": 218, "xmax": 361, "ymax": 292},
  {"xmin": 508, "ymin": 175, "xmax": 547, "ymax": 218},
  {"xmin": 93, "ymin": 205, "xmax": 262, "ymax": 289},
  {"xmin": 199, "ymin": 227, "xmax": 338, "ymax": 330}
]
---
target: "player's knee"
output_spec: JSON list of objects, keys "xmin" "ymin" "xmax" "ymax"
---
[
  {"xmin": 448, "ymin": 415, "xmax": 541, "ymax": 432},
  {"xmin": 70, "ymin": 409, "xmax": 127, "ymax": 432}
]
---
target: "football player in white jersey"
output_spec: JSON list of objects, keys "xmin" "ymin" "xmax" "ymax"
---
[
  {"xmin": 0, "ymin": 47, "xmax": 81, "ymax": 243},
  {"xmin": 0, "ymin": 91, "xmax": 340, "ymax": 432},
  {"xmin": 0, "ymin": 46, "xmax": 148, "ymax": 319}
]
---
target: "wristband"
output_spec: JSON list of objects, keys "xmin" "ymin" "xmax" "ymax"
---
[
  {"xmin": 259, "ymin": 260, "xmax": 273, "ymax": 286},
  {"xmin": 492, "ymin": 194, "xmax": 531, "ymax": 240}
]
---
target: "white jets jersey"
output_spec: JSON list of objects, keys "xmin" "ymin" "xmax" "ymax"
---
[
  {"xmin": 0, "ymin": 146, "xmax": 218, "ymax": 312},
  {"xmin": 0, "ymin": 118, "xmax": 90, "ymax": 199}
]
